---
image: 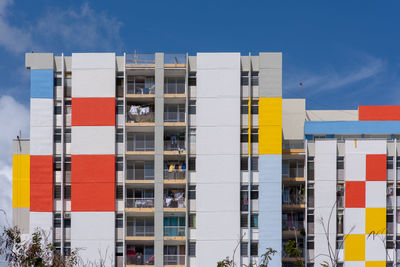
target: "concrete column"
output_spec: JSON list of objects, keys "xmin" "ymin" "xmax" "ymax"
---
[{"xmin": 154, "ymin": 53, "xmax": 164, "ymax": 267}]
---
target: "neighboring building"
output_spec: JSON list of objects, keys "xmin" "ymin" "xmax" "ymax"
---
[{"xmin": 11, "ymin": 52, "xmax": 399, "ymax": 267}]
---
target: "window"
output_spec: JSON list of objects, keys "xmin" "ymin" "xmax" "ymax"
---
[
  {"xmin": 54, "ymin": 157, "xmax": 61, "ymax": 171},
  {"xmin": 165, "ymin": 77, "xmax": 185, "ymax": 94},
  {"xmin": 189, "ymin": 185, "xmax": 196, "ymax": 199},
  {"xmin": 241, "ymin": 214, "xmax": 248, "ymax": 228},
  {"xmin": 241, "ymin": 157, "xmax": 248, "ymax": 171},
  {"xmin": 307, "ymin": 238, "xmax": 314, "ymax": 249},
  {"xmin": 64, "ymin": 185, "xmax": 71, "ymax": 199},
  {"xmin": 251, "ymin": 157, "xmax": 258, "ymax": 171},
  {"xmin": 116, "ymin": 157, "xmax": 123, "ymax": 171},
  {"xmin": 64, "ymin": 218, "xmax": 71, "ymax": 228},
  {"xmin": 116, "ymin": 185, "xmax": 123, "ymax": 200},
  {"xmin": 250, "ymin": 242, "xmax": 258, "ymax": 256},
  {"xmin": 55, "ymin": 77, "xmax": 62, "ymax": 86},
  {"xmin": 251, "ymin": 214, "xmax": 258, "ymax": 228},
  {"xmin": 53, "ymin": 213, "xmax": 61, "ymax": 228},
  {"xmin": 189, "ymin": 100, "xmax": 196, "ymax": 114},
  {"xmin": 64, "ymin": 129, "xmax": 71, "ymax": 143},
  {"xmin": 189, "ymin": 214, "xmax": 196, "ymax": 228},
  {"xmin": 54, "ymin": 185, "xmax": 61, "ymax": 199},
  {"xmin": 116, "ymin": 242, "xmax": 123, "ymax": 256},
  {"xmin": 64, "ymin": 157, "xmax": 71, "ymax": 171},
  {"xmin": 54, "ymin": 129, "xmax": 62, "ymax": 143},
  {"xmin": 388, "ymin": 156, "xmax": 394, "ymax": 169},
  {"xmin": 241, "ymin": 100, "xmax": 249, "ymax": 114},
  {"xmin": 240, "ymin": 242, "xmax": 248, "ymax": 256},
  {"xmin": 241, "ymin": 129, "xmax": 248, "ymax": 143},
  {"xmin": 251, "ymin": 100, "xmax": 258, "ymax": 114},
  {"xmin": 251, "ymin": 185, "xmax": 258, "ymax": 199},
  {"xmin": 336, "ymin": 236, "xmax": 344, "ymax": 249},
  {"xmin": 54, "ymin": 105, "xmax": 62, "ymax": 115},
  {"xmin": 116, "ymin": 100, "xmax": 124, "ymax": 114},
  {"xmin": 116, "ymin": 214, "xmax": 123, "ymax": 228},
  {"xmin": 241, "ymin": 72, "xmax": 249, "ymax": 86},
  {"xmin": 188, "ymin": 72, "xmax": 196, "ymax": 86},
  {"xmin": 307, "ymin": 157, "xmax": 314, "ymax": 181},
  {"xmin": 189, "ymin": 158, "xmax": 196, "ymax": 171},
  {"xmin": 251, "ymin": 129, "xmax": 258, "ymax": 143},
  {"xmin": 116, "ymin": 129, "xmax": 123, "ymax": 143},
  {"xmin": 241, "ymin": 185, "xmax": 249, "ymax": 211},
  {"xmin": 64, "ymin": 242, "xmax": 71, "ymax": 256},
  {"xmin": 251, "ymin": 71, "xmax": 259, "ymax": 86},
  {"xmin": 189, "ymin": 242, "xmax": 196, "ymax": 256},
  {"xmin": 190, "ymin": 128, "xmax": 196, "ymax": 144}
]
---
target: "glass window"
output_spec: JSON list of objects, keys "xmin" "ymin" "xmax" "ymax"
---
[
  {"xmin": 251, "ymin": 185, "xmax": 258, "ymax": 200},
  {"xmin": 116, "ymin": 214, "xmax": 123, "ymax": 228},
  {"xmin": 189, "ymin": 242, "xmax": 196, "ymax": 256},
  {"xmin": 241, "ymin": 214, "xmax": 248, "ymax": 228},
  {"xmin": 116, "ymin": 242, "xmax": 123, "ymax": 256},
  {"xmin": 240, "ymin": 242, "xmax": 248, "ymax": 256},
  {"xmin": 64, "ymin": 218, "xmax": 71, "ymax": 228},
  {"xmin": 54, "ymin": 157, "xmax": 61, "ymax": 171},
  {"xmin": 116, "ymin": 129, "xmax": 123, "ymax": 143},
  {"xmin": 116, "ymin": 185, "xmax": 123, "ymax": 200},
  {"xmin": 251, "ymin": 129, "xmax": 258, "ymax": 143},
  {"xmin": 190, "ymin": 128, "xmax": 196, "ymax": 144},
  {"xmin": 116, "ymin": 157, "xmax": 123, "ymax": 171},
  {"xmin": 64, "ymin": 185, "xmax": 71, "ymax": 199},
  {"xmin": 251, "ymin": 100, "xmax": 258, "ymax": 114},
  {"xmin": 55, "ymin": 77, "xmax": 62, "ymax": 86},
  {"xmin": 54, "ymin": 128, "xmax": 62, "ymax": 143},
  {"xmin": 241, "ymin": 157, "xmax": 248, "ymax": 171},
  {"xmin": 241, "ymin": 100, "xmax": 248, "ymax": 114},
  {"xmin": 64, "ymin": 129, "xmax": 71, "ymax": 143},
  {"xmin": 241, "ymin": 129, "xmax": 248, "ymax": 143},
  {"xmin": 54, "ymin": 185, "xmax": 61, "ymax": 199},
  {"xmin": 250, "ymin": 242, "xmax": 258, "ymax": 256},
  {"xmin": 189, "ymin": 100, "xmax": 196, "ymax": 115},
  {"xmin": 116, "ymin": 100, "xmax": 124, "ymax": 114},
  {"xmin": 189, "ymin": 185, "xmax": 196, "ymax": 199},
  {"xmin": 53, "ymin": 214, "xmax": 61, "ymax": 228},
  {"xmin": 251, "ymin": 214, "xmax": 258, "ymax": 228},
  {"xmin": 189, "ymin": 158, "xmax": 196, "ymax": 171},
  {"xmin": 189, "ymin": 214, "xmax": 196, "ymax": 228},
  {"xmin": 54, "ymin": 105, "xmax": 62, "ymax": 115},
  {"xmin": 251, "ymin": 157, "xmax": 258, "ymax": 171},
  {"xmin": 64, "ymin": 157, "xmax": 71, "ymax": 171}
]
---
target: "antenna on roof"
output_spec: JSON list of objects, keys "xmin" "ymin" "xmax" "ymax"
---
[{"xmin": 299, "ymin": 82, "xmax": 303, "ymax": 98}]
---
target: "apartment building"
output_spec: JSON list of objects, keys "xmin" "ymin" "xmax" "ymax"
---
[{"xmin": 12, "ymin": 51, "xmax": 400, "ymax": 267}]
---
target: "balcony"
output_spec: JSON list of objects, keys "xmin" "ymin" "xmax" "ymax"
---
[
  {"xmin": 164, "ymin": 190, "xmax": 185, "ymax": 211},
  {"xmin": 164, "ymin": 77, "xmax": 185, "ymax": 95},
  {"xmin": 164, "ymin": 169, "xmax": 186, "ymax": 181},
  {"xmin": 164, "ymin": 226, "xmax": 185, "ymax": 237},
  {"xmin": 126, "ymin": 133, "xmax": 154, "ymax": 155},
  {"xmin": 164, "ymin": 140, "xmax": 185, "ymax": 155},
  {"xmin": 126, "ymin": 105, "xmax": 155, "ymax": 125},
  {"xmin": 164, "ymin": 255, "xmax": 185, "ymax": 266},
  {"xmin": 282, "ymin": 191, "xmax": 305, "ymax": 210},
  {"xmin": 164, "ymin": 104, "xmax": 185, "ymax": 126},
  {"xmin": 126, "ymin": 161, "xmax": 154, "ymax": 182},
  {"xmin": 164, "ymin": 53, "xmax": 186, "ymax": 68},
  {"xmin": 126, "ymin": 217, "xmax": 154, "ymax": 240},
  {"xmin": 127, "ymin": 76, "xmax": 155, "ymax": 96}
]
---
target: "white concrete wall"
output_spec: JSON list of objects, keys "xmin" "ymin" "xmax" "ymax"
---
[
  {"xmin": 71, "ymin": 126, "xmax": 115, "ymax": 155},
  {"xmin": 195, "ymin": 53, "xmax": 241, "ymax": 267},
  {"xmin": 314, "ymin": 140, "xmax": 337, "ymax": 266},
  {"xmin": 29, "ymin": 212, "xmax": 53, "ymax": 241}
]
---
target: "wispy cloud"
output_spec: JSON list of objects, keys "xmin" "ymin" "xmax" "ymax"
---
[
  {"xmin": 0, "ymin": 1, "xmax": 124, "ymax": 54},
  {"xmin": 285, "ymin": 55, "xmax": 386, "ymax": 96}
]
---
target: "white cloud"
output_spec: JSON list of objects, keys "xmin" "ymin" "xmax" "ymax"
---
[
  {"xmin": 35, "ymin": 3, "xmax": 123, "ymax": 51},
  {"xmin": 0, "ymin": 95, "xmax": 30, "ymax": 228},
  {"xmin": 285, "ymin": 55, "xmax": 386, "ymax": 96},
  {"xmin": 0, "ymin": 0, "xmax": 34, "ymax": 53}
]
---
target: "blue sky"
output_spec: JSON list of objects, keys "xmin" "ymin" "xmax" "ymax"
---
[{"xmin": 0, "ymin": 0, "xmax": 399, "ymax": 226}]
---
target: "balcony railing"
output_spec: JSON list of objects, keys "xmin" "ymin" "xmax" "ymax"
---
[
  {"xmin": 164, "ymin": 54, "xmax": 186, "ymax": 65},
  {"xmin": 127, "ymin": 84, "xmax": 155, "ymax": 95},
  {"xmin": 164, "ymin": 255, "xmax": 185, "ymax": 265},
  {"xmin": 164, "ymin": 196, "xmax": 185, "ymax": 209},
  {"xmin": 164, "ymin": 111, "xmax": 185, "ymax": 123},
  {"xmin": 126, "ymin": 198, "xmax": 154, "ymax": 208},
  {"xmin": 164, "ymin": 140, "xmax": 185, "ymax": 152},
  {"xmin": 127, "ymin": 225, "xmax": 154, "ymax": 236},
  {"xmin": 127, "ymin": 106, "xmax": 155, "ymax": 123},
  {"xmin": 164, "ymin": 169, "xmax": 186, "ymax": 180},
  {"xmin": 283, "ymin": 194, "xmax": 305, "ymax": 205},
  {"xmin": 164, "ymin": 226, "xmax": 185, "ymax": 237},
  {"xmin": 126, "ymin": 53, "xmax": 155, "ymax": 65},
  {"xmin": 126, "ymin": 139, "xmax": 154, "ymax": 152},
  {"xmin": 126, "ymin": 254, "xmax": 154, "ymax": 265},
  {"xmin": 165, "ymin": 81, "xmax": 185, "ymax": 94}
]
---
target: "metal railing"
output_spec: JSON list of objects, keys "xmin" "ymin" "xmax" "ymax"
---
[
  {"xmin": 164, "ymin": 169, "xmax": 186, "ymax": 180},
  {"xmin": 126, "ymin": 198, "xmax": 154, "ymax": 208},
  {"xmin": 126, "ymin": 255, "xmax": 154, "ymax": 265},
  {"xmin": 164, "ymin": 53, "xmax": 186, "ymax": 65},
  {"xmin": 126, "ymin": 139, "xmax": 155, "ymax": 152},
  {"xmin": 164, "ymin": 140, "xmax": 185, "ymax": 152},
  {"xmin": 126, "ymin": 225, "xmax": 154, "ymax": 236},
  {"xmin": 164, "ymin": 196, "xmax": 185, "ymax": 208},
  {"xmin": 283, "ymin": 194, "xmax": 305, "ymax": 205},
  {"xmin": 164, "ymin": 111, "xmax": 185, "ymax": 122},
  {"xmin": 126, "ymin": 53, "xmax": 155, "ymax": 65},
  {"xmin": 164, "ymin": 226, "xmax": 185, "ymax": 237},
  {"xmin": 164, "ymin": 255, "xmax": 185, "ymax": 265},
  {"xmin": 126, "ymin": 169, "xmax": 154, "ymax": 180},
  {"xmin": 127, "ymin": 84, "xmax": 155, "ymax": 95},
  {"xmin": 164, "ymin": 81, "xmax": 185, "ymax": 94},
  {"xmin": 283, "ymin": 221, "xmax": 304, "ymax": 231}
]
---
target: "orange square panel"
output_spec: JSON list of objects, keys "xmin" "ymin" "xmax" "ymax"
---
[
  {"xmin": 366, "ymin": 154, "xmax": 386, "ymax": 181},
  {"xmin": 345, "ymin": 181, "xmax": 365, "ymax": 208},
  {"xmin": 71, "ymin": 183, "xmax": 115, "ymax": 212},
  {"xmin": 72, "ymin": 98, "xmax": 115, "ymax": 126},
  {"xmin": 71, "ymin": 155, "xmax": 115, "ymax": 183}
]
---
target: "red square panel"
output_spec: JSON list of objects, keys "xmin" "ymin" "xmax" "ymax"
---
[
  {"xmin": 71, "ymin": 155, "xmax": 115, "ymax": 183},
  {"xmin": 30, "ymin": 155, "xmax": 53, "ymax": 212},
  {"xmin": 71, "ymin": 183, "xmax": 115, "ymax": 212},
  {"xmin": 366, "ymin": 154, "xmax": 386, "ymax": 181},
  {"xmin": 345, "ymin": 181, "xmax": 365, "ymax": 208},
  {"xmin": 72, "ymin": 98, "xmax": 115, "ymax": 126}
]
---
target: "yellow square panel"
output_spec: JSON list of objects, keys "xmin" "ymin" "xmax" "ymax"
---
[
  {"xmin": 12, "ymin": 154, "xmax": 30, "ymax": 208},
  {"xmin": 259, "ymin": 97, "xmax": 282, "ymax": 155},
  {"xmin": 344, "ymin": 234, "xmax": 365, "ymax": 261},
  {"xmin": 365, "ymin": 262, "xmax": 386, "ymax": 267},
  {"xmin": 365, "ymin": 208, "xmax": 386, "ymax": 235}
]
